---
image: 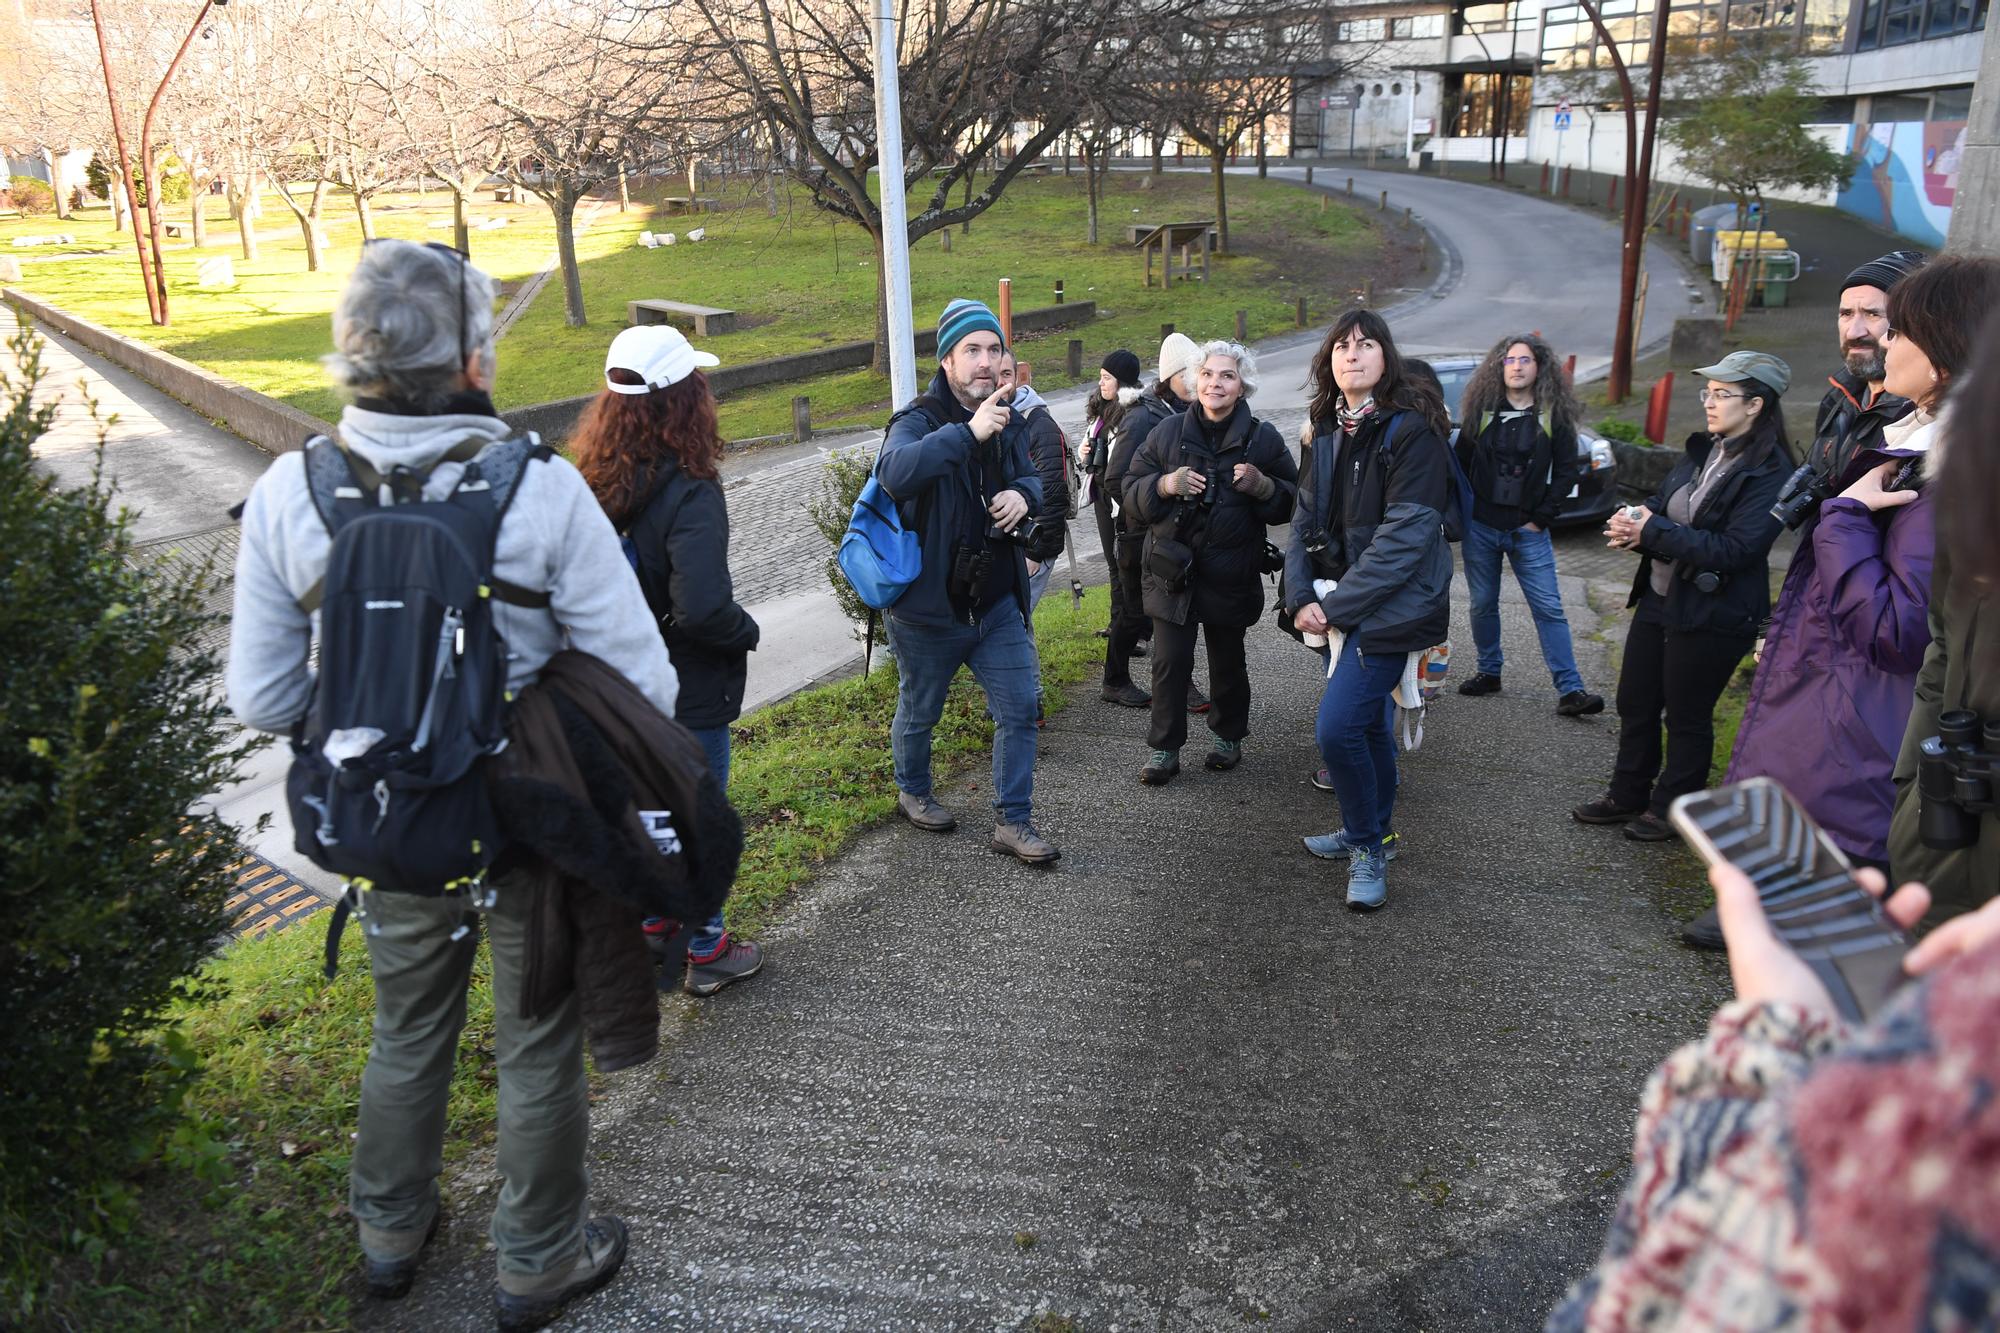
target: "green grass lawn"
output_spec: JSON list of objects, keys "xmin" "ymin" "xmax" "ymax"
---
[
  {"xmin": 6, "ymin": 173, "xmax": 1396, "ymax": 442},
  {"xmin": 26, "ymin": 587, "xmax": 1112, "ymax": 1330}
]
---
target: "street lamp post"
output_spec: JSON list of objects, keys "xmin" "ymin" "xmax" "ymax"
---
[
  {"xmin": 871, "ymin": 0, "xmax": 917, "ymax": 408},
  {"xmin": 138, "ymin": 0, "xmax": 227, "ymax": 328},
  {"xmin": 88, "ymin": 0, "xmax": 160, "ymax": 324}
]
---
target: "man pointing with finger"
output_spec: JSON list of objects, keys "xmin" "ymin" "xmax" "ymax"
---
[{"xmin": 875, "ymin": 298, "xmax": 1056, "ymax": 864}]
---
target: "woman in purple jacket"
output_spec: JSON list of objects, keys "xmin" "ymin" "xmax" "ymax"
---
[{"xmin": 1705, "ymin": 259, "xmax": 2000, "ymax": 950}]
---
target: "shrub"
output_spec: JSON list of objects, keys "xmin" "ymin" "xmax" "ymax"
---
[
  {"xmin": 804, "ymin": 445, "xmax": 878, "ymax": 646},
  {"xmin": 0, "ymin": 315, "xmax": 258, "ymax": 1319},
  {"xmin": 5, "ymin": 177, "xmax": 53, "ymax": 216},
  {"xmin": 1596, "ymin": 417, "xmax": 1647, "ymax": 445},
  {"xmin": 80, "ymin": 153, "xmax": 187, "ymax": 209}
]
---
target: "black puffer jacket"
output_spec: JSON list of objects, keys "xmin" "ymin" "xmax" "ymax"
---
[
  {"xmin": 1122, "ymin": 400, "xmax": 1298, "ymax": 627},
  {"xmin": 1626, "ymin": 431, "xmax": 1790, "ymax": 638},
  {"xmin": 1811, "ymin": 370, "xmax": 1912, "ymax": 484},
  {"xmin": 623, "ymin": 456, "xmax": 761, "ymax": 729},
  {"xmin": 1286, "ymin": 408, "xmax": 1454, "ymax": 653},
  {"xmin": 1105, "ymin": 381, "xmax": 1187, "ymax": 533}
]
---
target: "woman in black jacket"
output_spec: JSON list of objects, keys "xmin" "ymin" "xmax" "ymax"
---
[
  {"xmin": 573, "ymin": 325, "xmax": 764, "ymax": 996},
  {"xmin": 1287, "ymin": 309, "xmax": 1454, "ymax": 911},
  {"xmin": 1573, "ymin": 350, "xmax": 1793, "ymax": 844},
  {"xmin": 1122, "ymin": 340, "xmax": 1298, "ymax": 784}
]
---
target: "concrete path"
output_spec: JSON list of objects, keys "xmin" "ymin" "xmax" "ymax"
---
[{"xmin": 379, "ymin": 559, "xmax": 1731, "ymax": 1331}]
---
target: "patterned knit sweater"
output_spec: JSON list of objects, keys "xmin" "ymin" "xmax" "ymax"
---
[{"xmin": 1548, "ymin": 936, "xmax": 2000, "ymax": 1331}]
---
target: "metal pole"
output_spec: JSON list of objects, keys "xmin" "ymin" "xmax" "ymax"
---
[
  {"xmin": 1622, "ymin": 0, "xmax": 1673, "ymax": 389},
  {"xmin": 872, "ymin": 0, "xmax": 917, "ymax": 407},
  {"xmin": 138, "ymin": 0, "xmax": 219, "ymax": 327},
  {"xmin": 88, "ymin": 0, "xmax": 160, "ymax": 324}
]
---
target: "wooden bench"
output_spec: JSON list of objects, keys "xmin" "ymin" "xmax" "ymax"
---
[
  {"xmin": 660, "ymin": 196, "xmax": 718, "ymax": 215},
  {"xmin": 1126, "ymin": 222, "xmax": 1217, "ymax": 247},
  {"xmin": 1135, "ymin": 221, "xmax": 1216, "ymax": 287},
  {"xmin": 627, "ymin": 298, "xmax": 738, "ymax": 336}
]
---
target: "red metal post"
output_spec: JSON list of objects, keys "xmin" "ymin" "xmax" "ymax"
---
[
  {"xmin": 1644, "ymin": 372, "xmax": 1674, "ymax": 443},
  {"xmin": 88, "ymin": 0, "xmax": 159, "ymax": 323},
  {"xmin": 137, "ymin": 0, "xmax": 217, "ymax": 327},
  {"xmin": 998, "ymin": 277, "xmax": 1013, "ymax": 345}
]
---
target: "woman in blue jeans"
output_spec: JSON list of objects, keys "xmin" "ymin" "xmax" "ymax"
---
[
  {"xmin": 1452, "ymin": 333, "xmax": 1605, "ymax": 717},
  {"xmin": 573, "ymin": 324, "xmax": 765, "ymax": 995},
  {"xmin": 1284, "ymin": 310, "xmax": 1455, "ymax": 909}
]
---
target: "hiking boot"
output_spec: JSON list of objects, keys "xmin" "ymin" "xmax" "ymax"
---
[
  {"xmin": 1680, "ymin": 906, "xmax": 1726, "ymax": 951},
  {"xmin": 1100, "ymin": 682, "xmax": 1151, "ymax": 708},
  {"xmin": 1187, "ymin": 684, "xmax": 1212, "ymax": 714},
  {"xmin": 1557, "ymin": 690, "xmax": 1606, "ymax": 717},
  {"xmin": 1303, "ymin": 829, "xmax": 1401, "ymax": 862},
  {"xmin": 362, "ymin": 1212, "xmax": 439, "ymax": 1300},
  {"xmin": 1140, "ymin": 749, "xmax": 1181, "ymax": 785},
  {"xmin": 896, "ymin": 790, "xmax": 957, "ymax": 833},
  {"xmin": 1345, "ymin": 845, "xmax": 1388, "ymax": 910},
  {"xmin": 1311, "ymin": 767, "xmax": 1335, "ymax": 791},
  {"xmin": 1094, "ymin": 627, "xmax": 1111, "ymax": 639},
  {"xmin": 1129, "ymin": 641, "xmax": 1148, "ymax": 657},
  {"xmin": 642, "ymin": 917, "xmax": 685, "ymax": 965},
  {"xmin": 1458, "ymin": 672, "xmax": 1502, "ymax": 697},
  {"xmin": 684, "ymin": 936, "xmax": 764, "ymax": 996},
  {"xmin": 991, "ymin": 821, "xmax": 1060, "ymax": 865},
  {"xmin": 1204, "ymin": 738, "xmax": 1242, "ymax": 771},
  {"xmin": 494, "ymin": 1216, "xmax": 629, "ymax": 1333},
  {"xmin": 1572, "ymin": 795, "xmax": 1643, "ymax": 825},
  {"xmin": 1623, "ymin": 811, "xmax": 1678, "ymax": 843}
]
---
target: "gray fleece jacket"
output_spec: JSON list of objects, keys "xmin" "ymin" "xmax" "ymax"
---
[{"xmin": 227, "ymin": 405, "xmax": 678, "ymax": 734}]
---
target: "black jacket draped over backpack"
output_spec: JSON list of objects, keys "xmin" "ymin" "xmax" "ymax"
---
[
  {"xmin": 1626, "ymin": 431, "xmax": 1790, "ymax": 638},
  {"xmin": 1122, "ymin": 400, "xmax": 1298, "ymax": 627},
  {"xmin": 623, "ymin": 456, "xmax": 761, "ymax": 729}
]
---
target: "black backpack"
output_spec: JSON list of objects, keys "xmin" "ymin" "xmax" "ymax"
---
[{"xmin": 285, "ymin": 432, "xmax": 549, "ymax": 914}]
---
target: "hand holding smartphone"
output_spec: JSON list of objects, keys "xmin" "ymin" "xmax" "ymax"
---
[{"xmin": 1669, "ymin": 779, "xmax": 1911, "ymax": 1023}]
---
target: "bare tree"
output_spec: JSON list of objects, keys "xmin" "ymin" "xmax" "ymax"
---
[
  {"xmin": 382, "ymin": 0, "xmax": 514, "ymax": 255},
  {"xmin": 486, "ymin": 1, "xmax": 686, "ymax": 326},
  {"xmin": 679, "ymin": 0, "xmax": 1158, "ymax": 367}
]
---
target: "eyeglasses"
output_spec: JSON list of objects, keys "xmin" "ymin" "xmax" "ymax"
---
[
  {"xmin": 1698, "ymin": 388, "xmax": 1744, "ymax": 404},
  {"xmin": 363, "ymin": 238, "xmax": 471, "ymax": 370},
  {"xmin": 1883, "ymin": 325, "xmax": 1901, "ymax": 342},
  {"xmin": 1502, "ymin": 355, "xmax": 1536, "ymax": 366}
]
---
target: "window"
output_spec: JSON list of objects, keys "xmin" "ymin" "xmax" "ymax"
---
[
  {"xmin": 1445, "ymin": 71, "xmax": 1533, "ymax": 136},
  {"xmin": 1457, "ymin": 1, "xmax": 1535, "ymax": 32},
  {"xmin": 1857, "ymin": 0, "xmax": 1985, "ymax": 43},
  {"xmin": 1337, "ymin": 18, "xmax": 1387, "ymax": 40},
  {"xmin": 1372, "ymin": 82, "xmax": 1385, "ymax": 95},
  {"xmin": 1391, "ymin": 81, "xmax": 1403, "ymax": 94},
  {"xmin": 1931, "ymin": 86, "xmax": 1974, "ymax": 119},
  {"xmin": 1803, "ymin": 0, "xmax": 1846, "ymax": 49},
  {"xmin": 1389, "ymin": 14, "xmax": 1446, "ymax": 38}
]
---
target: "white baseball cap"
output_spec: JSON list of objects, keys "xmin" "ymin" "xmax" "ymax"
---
[{"xmin": 603, "ymin": 325, "xmax": 720, "ymax": 394}]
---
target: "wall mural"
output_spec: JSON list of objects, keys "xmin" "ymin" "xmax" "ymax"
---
[{"xmin": 1836, "ymin": 120, "xmax": 1966, "ymax": 247}]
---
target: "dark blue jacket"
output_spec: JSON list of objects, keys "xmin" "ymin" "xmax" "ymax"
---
[{"xmin": 876, "ymin": 368, "xmax": 1043, "ymax": 630}]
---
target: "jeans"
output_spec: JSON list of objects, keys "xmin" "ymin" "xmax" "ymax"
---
[
  {"xmin": 1610, "ymin": 599, "xmax": 1752, "ymax": 817},
  {"xmin": 1462, "ymin": 519, "xmax": 1586, "ymax": 695},
  {"xmin": 350, "ymin": 868, "xmax": 589, "ymax": 1283},
  {"xmin": 1316, "ymin": 637, "xmax": 1407, "ymax": 848},
  {"xmin": 1147, "ymin": 617, "xmax": 1248, "ymax": 752},
  {"xmin": 687, "ymin": 725, "xmax": 732, "ymax": 956},
  {"xmin": 890, "ymin": 602, "xmax": 1040, "ymax": 824},
  {"xmin": 1026, "ymin": 559, "xmax": 1053, "ymax": 611}
]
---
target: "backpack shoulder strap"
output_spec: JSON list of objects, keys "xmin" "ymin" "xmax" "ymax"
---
[{"xmin": 456, "ymin": 433, "xmax": 553, "ymax": 608}]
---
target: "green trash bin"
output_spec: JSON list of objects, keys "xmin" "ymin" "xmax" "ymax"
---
[{"xmin": 1752, "ymin": 250, "xmax": 1799, "ymax": 308}]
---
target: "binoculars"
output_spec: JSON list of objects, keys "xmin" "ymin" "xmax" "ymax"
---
[{"xmin": 1918, "ymin": 709, "xmax": 2000, "ymax": 850}]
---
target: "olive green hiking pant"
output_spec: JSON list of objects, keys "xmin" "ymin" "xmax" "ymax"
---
[{"xmin": 346, "ymin": 875, "xmax": 590, "ymax": 1283}]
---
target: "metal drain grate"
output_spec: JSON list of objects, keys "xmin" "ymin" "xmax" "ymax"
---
[{"xmin": 125, "ymin": 524, "xmax": 240, "ymax": 661}]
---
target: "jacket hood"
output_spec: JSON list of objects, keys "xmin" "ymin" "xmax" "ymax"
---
[
  {"xmin": 1008, "ymin": 383, "xmax": 1051, "ymax": 416},
  {"xmin": 337, "ymin": 403, "xmax": 514, "ymax": 475},
  {"xmin": 1118, "ymin": 385, "xmax": 1144, "ymax": 407}
]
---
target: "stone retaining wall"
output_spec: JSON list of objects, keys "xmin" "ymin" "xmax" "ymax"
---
[{"xmin": 5, "ymin": 288, "xmax": 335, "ymax": 455}]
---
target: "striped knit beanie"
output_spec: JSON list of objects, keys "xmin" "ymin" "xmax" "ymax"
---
[{"xmin": 937, "ymin": 298, "xmax": 1005, "ymax": 361}]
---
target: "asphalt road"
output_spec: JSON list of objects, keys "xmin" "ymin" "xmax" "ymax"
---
[{"xmin": 378, "ymin": 563, "xmax": 1733, "ymax": 1331}]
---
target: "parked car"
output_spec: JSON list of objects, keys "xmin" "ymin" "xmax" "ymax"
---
[{"xmin": 1426, "ymin": 355, "xmax": 1621, "ymax": 528}]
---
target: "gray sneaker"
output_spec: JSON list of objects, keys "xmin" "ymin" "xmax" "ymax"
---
[
  {"xmin": 494, "ymin": 1215, "xmax": 629, "ymax": 1332},
  {"xmin": 991, "ymin": 821, "xmax": 1060, "ymax": 864},
  {"xmin": 1345, "ymin": 845, "xmax": 1388, "ymax": 911},
  {"xmin": 896, "ymin": 790, "xmax": 957, "ymax": 833}
]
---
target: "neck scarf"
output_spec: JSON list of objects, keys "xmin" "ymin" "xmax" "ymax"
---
[{"xmin": 1335, "ymin": 398, "xmax": 1378, "ymax": 436}]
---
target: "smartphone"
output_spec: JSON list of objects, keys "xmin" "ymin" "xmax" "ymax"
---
[{"xmin": 1668, "ymin": 778, "xmax": 1910, "ymax": 1023}]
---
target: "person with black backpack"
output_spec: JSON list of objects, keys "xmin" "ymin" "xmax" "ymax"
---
[
  {"xmin": 227, "ymin": 240, "xmax": 671, "ymax": 1330},
  {"xmin": 1285, "ymin": 309, "xmax": 1455, "ymax": 912},
  {"xmin": 571, "ymin": 325, "xmax": 764, "ymax": 996}
]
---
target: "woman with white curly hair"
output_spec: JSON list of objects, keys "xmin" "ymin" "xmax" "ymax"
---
[{"xmin": 1121, "ymin": 339, "xmax": 1299, "ymax": 784}]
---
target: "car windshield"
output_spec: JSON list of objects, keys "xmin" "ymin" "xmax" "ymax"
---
[{"xmin": 1431, "ymin": 365, "xmax": 1473, "ymax": 424}]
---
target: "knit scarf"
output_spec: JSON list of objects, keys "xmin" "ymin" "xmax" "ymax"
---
[{"xmin": 1335, "ymin": 398, "xmax": 1378, "ymax": 436}]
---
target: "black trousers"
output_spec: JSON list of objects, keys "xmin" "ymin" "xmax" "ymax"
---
[
  {"xmin": 1147, "ymin": 617, "xmax": 1249, "ymax": 752},
  {"xmin": 1103, "ymin": 520, "xmax": 1150, "ymax": 688},
  {"xmin": 1610, "ymin": 609, "xmax": 1752, "ymax": 817}
]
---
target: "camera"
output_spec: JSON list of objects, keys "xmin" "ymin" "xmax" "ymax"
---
[
  {"xmin": 988, "ymin": 517, "xmax": 1048, "ymax": 549},
  {"xmin": 1770, "ymin": 462, "xmax": 1835, "ymax": 529},
  {"xmin": 1917, "ymin": 709, "xmax": 2000, "ymax": 850}
]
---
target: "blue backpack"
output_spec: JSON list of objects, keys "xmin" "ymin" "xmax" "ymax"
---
[{"xmin": 837, "ymin": 474, "xmax": 921, "ymax": 610}]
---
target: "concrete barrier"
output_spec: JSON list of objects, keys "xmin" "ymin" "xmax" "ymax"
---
[
  {"xmin": 4, "ymin": 288, "xmax": 334, "ymax": 455},
  {"xmin": 1611, "ymin": 439, "xmax": 1681, "ymax": 498},
  {"xmin": 506, "ymin": 300, "xmax": 1099, "ymax": 445}
]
